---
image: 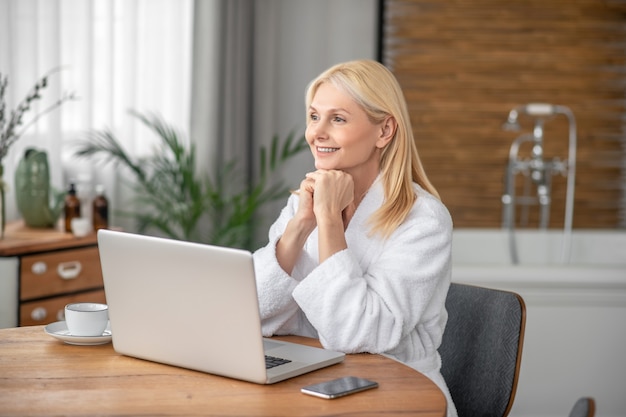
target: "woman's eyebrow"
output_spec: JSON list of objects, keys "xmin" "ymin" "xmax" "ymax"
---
[{"xmin": 309, "ymin": 105, "xmax": 352, "ymax": 114}]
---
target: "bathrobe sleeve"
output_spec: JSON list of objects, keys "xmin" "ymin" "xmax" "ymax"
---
[
  {"xmin": 253, "ymin": 185, "xmax": 453, "ymax": 360},
  {"xmin": 252, "ymin": 194, "xmax": 316, "ymax": 336}
]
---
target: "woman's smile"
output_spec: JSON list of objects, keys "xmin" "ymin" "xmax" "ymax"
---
[{"xmin": 317, "ymin": 146, "xmax": 339, "ymax": 153}]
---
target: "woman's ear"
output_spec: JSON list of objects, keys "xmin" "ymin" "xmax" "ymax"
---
[{"xmin": 376, "ymin": 116, "xmax": 397, "ymax": 148}]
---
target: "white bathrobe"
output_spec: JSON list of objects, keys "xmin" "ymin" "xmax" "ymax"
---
[{"xmin": 253, "ymin": 178, "xmax": 457, "ymax": 417}]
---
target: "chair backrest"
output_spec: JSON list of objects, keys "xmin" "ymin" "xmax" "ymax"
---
[
  {"xmin": 569, "ymin": 397, "xmax": 595, "ymax": 417},
  {"xmin": 439, "ymin": 283, "xmax": 526, "ymax": 417}
]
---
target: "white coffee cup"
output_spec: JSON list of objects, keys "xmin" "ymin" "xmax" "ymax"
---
[
  {"xmin": 64, "ymin": 303, "xmax": 109, "ymax": 336},
  {"xmin": 70, "ymin": 217, "xmax": 91, "ymax": 237}
]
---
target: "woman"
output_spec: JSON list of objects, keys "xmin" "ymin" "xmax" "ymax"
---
[{"xmin": 253, "ymin": 59, "xmax": 456, "ymax": 416}]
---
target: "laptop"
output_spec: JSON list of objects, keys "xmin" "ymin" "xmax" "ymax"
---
[{"xmin": 97, "ymin": 229, "xmax": 345, "ymax": 384}]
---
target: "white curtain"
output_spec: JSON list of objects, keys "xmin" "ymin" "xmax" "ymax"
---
[
  {"xmin": 190, "ymin": 0, "xmax": 254, "ymax": 181},
  {"xmin": 0, "ymin": 0, "xmax": 193, "ymax": 230}
]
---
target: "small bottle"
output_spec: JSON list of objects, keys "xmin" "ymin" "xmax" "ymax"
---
[
  {"xmin": 92, "ymin": 184, "xmax": 109, "ymax": 231},
  {"xmin": 64, "ymin": 183, "xmax": 81, "ymax": 233}
]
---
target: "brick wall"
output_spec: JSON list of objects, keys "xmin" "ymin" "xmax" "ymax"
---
[{"xmin": 382, "ymin": 0, "xmax": 626, "ymax": 228}]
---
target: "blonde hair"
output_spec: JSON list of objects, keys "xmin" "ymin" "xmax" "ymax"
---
[{"xmin": 305, "ymin": 59, "xmax": 440, "ymax": 238}]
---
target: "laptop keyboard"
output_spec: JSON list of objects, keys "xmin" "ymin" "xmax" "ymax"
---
[{"xmin": 265, "ymin": 355, "xmax": 292, "ymax": 369}]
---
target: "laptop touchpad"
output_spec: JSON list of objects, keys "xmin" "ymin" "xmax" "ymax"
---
[{"xmin": 263, "ymin": 339, "xmax": 285, "ymax": 351}]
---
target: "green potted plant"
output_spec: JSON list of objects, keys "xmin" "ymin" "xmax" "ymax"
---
[{"xmin": 73, "ymin": 110, "xmax": 307, "ymax": 250}]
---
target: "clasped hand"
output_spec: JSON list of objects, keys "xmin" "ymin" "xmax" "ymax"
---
[{"xmin": 297, "ymin": 169, "xmax": 355, "ymax": 230}]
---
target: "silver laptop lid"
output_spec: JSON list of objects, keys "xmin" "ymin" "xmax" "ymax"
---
[{"xmin": 97, "ymin": 229, "xmax": 269, "ymax": 383}]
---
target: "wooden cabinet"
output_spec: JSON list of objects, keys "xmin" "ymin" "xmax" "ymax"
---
[{"xmin": 0, "ymin": 221, "xmax": 105, "ymax": 328}]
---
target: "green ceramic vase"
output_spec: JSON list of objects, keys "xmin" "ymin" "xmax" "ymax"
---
[{"xmin": 14, "ymin": 148, "xmax": 65, "ymax": 228}]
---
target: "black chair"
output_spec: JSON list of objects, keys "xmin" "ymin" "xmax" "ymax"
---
[
  {"xmin": 569, "ymin": 397, "xmax": 595, "ymax": 417},
  {"xmin": 439, "ymin": 283, "xmax": 526, "ymax": 417}
]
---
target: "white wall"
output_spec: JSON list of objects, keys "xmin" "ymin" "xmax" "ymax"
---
[
  {"xmin": 0, "ymin": 258, "xmax": 19, "ymax": 328},
  {"xmin": 251, "ymin": 0, "xmax": 379, "ymax": 242}
]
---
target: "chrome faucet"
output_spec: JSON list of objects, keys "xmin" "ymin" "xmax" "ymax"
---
[{"xmin": 501, "ymin": 103, "xmax": 577, "ymax": 264}]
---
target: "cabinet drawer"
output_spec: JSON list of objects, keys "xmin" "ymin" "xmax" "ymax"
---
[
  {"xmin": 20, "ymin": 246, "xmax": 103, "ymax": 300},
  {"xmin": 20, "ymin": 289, "xmax": 107, "ymax": 326}
]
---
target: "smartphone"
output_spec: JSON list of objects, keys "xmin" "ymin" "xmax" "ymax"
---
[{"xmin": 301, "ymin": 376, "xmax": 378, "ymax": 399}]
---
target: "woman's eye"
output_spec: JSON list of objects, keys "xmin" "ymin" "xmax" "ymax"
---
[
  {"xmin": 333, "ymin": 116, "xmax": 346, "ymax": 123},
  {"xmin": 309, "ymin": 113, "xmax": 319, "ymax": 121}
]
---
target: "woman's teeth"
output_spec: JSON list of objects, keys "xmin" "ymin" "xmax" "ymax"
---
[{"xmin": 318, "ymin": 147, "xmax": 338, "ymax": 153}]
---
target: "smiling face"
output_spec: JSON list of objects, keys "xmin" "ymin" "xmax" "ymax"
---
[{"xmin": 305, "ymin": 82, "xmax": 392, "ymax": 181}]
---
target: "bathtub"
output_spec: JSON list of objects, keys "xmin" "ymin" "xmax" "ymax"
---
[
  {"xmin": 450, "ymin": 228, "xmax": 626, "ymax": 417},
  {"xmin": 452, "ymin": 228, "xmax": 626, "ymax": 283}
]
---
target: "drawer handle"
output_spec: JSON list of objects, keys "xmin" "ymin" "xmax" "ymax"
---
[
  {"xmin": 32, "ymin": 261, "xmax": 48, "ymax": 275},
  {"xmin": 57, "ymin": 261, "xmax": 82, "ymax": 280},
  {"xmin": 31, "ymin": 307, "xmax": 48, "ymax": 321}
]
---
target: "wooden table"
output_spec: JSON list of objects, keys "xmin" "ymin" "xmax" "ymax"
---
[{"xmin": 0, "ymin": 326, "xmax": 447, "ymax": 416}]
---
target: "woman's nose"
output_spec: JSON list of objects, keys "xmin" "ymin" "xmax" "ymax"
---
[{"xmin": 306, "ymin": 121, "xmax": 327, "ymax": 142}]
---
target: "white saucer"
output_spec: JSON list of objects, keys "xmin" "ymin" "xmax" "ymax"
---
[{"xmin": 44, "ymin": 321, "xmax": 112, "ymax": 346}]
